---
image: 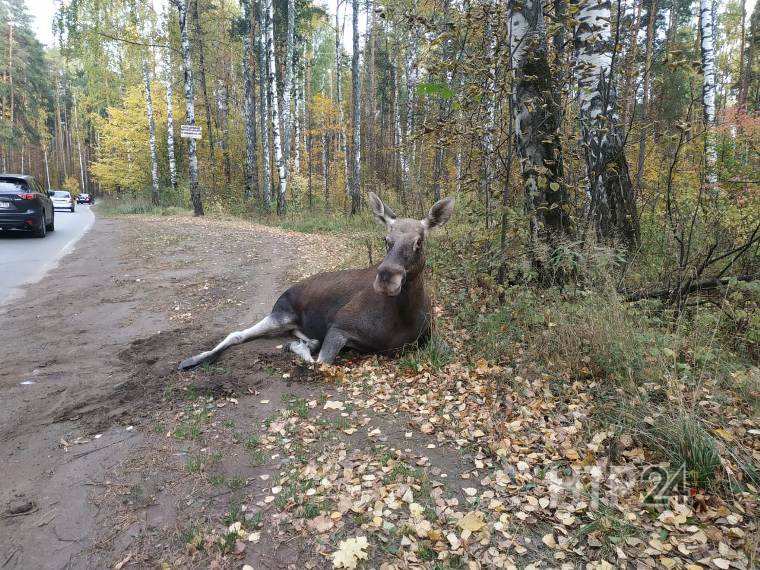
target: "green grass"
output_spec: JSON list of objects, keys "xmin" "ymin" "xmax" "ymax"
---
[
  {"xmin": 96, "ymin": 195, "xmax": 189, "ymax": 217},
  {"xmin": 398, "ymin": 335, "xmax": 452, "ymax": 373}
]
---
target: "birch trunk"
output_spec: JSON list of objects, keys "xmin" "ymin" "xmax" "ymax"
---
[
  {"xmin": 699, "ymin": 0, "xmax": 718, "ymax": 189},
  {"xmin": 264, "ymin": 0, "xmax": 288, "ymax": 214},
  {"xmin": 283, "ymin": 0, "xmax": 295, "ymax": 169},
  {"xmin": 176, "ymin": 0, "xmax": 204, "ymax": 216},
  {"xmin": 394, "ymin": 62, "xmax": 409, "ymax": 203},
  {"xmin": 216, "ymin": 77, "xmax": 231, "ymax": 185},
  {"xmin": 165, "ymin": 50, "xmax": 178, "ymax": 192},
  {"xmin": 242, "ymin": 0, "xmax": 259, "ymax": 200},
  {"xmin": 72, "ymin": 92, "xmax": 87, "ymax": 195},
  {"xmin": 635, "ymin": 0, "xmax": 657, "ymax": 192},
  {"xmin": 574, "ymin": 0, "xmax": 639, "ymax": 245},
  {"xmin": 192, "ymin": 0, "xmax": 216, "ymax": 164},
  {"xmin": 482, "ymin": 19, "xmax": 497, "ymax": 228},
  {"xmin": 256, "ymin": 0, "xmax": 272, "ymax": 210},
  {"xmin": 335, "ymin": 3, "xmax": 350, "ymax": 203},
  {"xmin": 509, "ymin": 0, "xmax": 570, "ymax": 247},
  {"xmin": 349, "ymin": 0, "xmax": 361, "ymax": 215},
  {"xmin": 143, "ymin": 59, "xmax": 161, "ymax": 206},
  {"xmin": 322, "ymin": 133, "xmax": 329, "ymax": 207}
]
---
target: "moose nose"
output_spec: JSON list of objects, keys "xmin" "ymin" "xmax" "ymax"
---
[{"xmin": 374, "ymin": 264, "xmax": 405, "ymax": 296}]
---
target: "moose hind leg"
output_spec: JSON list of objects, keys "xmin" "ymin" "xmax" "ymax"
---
[{"xmin": 178, "ymin": 312, "xmax": 295, "ymax": 370}]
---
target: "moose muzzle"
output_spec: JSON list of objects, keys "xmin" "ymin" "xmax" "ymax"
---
[{"xmin": 374, "ymin": 263, "xmax": 406, "ymax": 296}]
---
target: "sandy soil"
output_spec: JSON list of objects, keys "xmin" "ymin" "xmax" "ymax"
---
[{"xmin": 0, "ymin": 214, "xmax": 350, "ymax": 569}]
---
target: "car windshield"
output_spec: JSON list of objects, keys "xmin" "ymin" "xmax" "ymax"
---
[
  {"xmin": 0, "ymin": 180, "xmax": 27, "ymax": 192},
  {"xmin": 53, "ymin": 191, "xmax": 71, "ymax": 198}
]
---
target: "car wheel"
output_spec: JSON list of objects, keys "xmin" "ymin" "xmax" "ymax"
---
[
  {"xmin": 46, "ymin": 210, "xmax": 55, "ymax": 231},
  {"xmin": 33, "ymin": 216, "xmax": 47, "ymax": 238}
]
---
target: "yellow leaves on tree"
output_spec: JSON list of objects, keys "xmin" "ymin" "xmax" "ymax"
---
[{"xmin": 90, "ymin": 83, "xmax": 170, "ymax": 195}]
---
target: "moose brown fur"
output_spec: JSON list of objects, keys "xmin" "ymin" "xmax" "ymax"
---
[{"xmin": 178, "ymin": 192, "xmax": 454, "ymax": 369}]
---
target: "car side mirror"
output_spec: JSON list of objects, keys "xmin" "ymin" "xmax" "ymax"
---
[{"xmin": 48, "ymin": 191, "xmax": 54, "ymax": 197}]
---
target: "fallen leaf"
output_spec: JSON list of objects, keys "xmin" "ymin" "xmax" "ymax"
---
[
  {"xmin": 332, "ymin": 536, "xmax": 369, "ymax": 569},
  {"xmin": 458, "ymin": 511, "xmax": 486, "ymax": 532}
]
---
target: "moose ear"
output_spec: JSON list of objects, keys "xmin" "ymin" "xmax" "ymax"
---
[
  {"xmin": 368, "ymin": 192, "xmax": 397, "ymax": 226},
  {"xmin": 422, "ymin": 197, "xmax": 455, "ymax": 231}
]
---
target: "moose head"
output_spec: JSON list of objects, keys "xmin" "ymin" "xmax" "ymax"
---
[{"xmin": 368, "ymin": 192, "xmax": 455, "ymax": 297}]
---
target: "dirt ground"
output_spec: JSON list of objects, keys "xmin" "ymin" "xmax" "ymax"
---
[
  {"xmin": 2, "ymin": 214, "xmax": 756, "ymax": 570},
  {"xmin": 0, "ymin": 214, "xmax": 358, "ymax": 569}
]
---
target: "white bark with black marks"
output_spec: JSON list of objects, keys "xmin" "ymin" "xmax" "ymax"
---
[
  {"xmin": 241, "ymin": 0, "xmax": 259, "ymax": 199},
  {"xmin": 509, "ymin": 0, "xmax": 569, "ymax": 243},
  {"xmin": 264, "ymin": 0, "xmax": 288, "ymax": 214},
  {"xmin": 175, "ymin": 0, "xmax": 203, "ymax": 215},
  {"xmin": 283, "ymin": 0, "xmax": 295, "ymax": 169},
  {"xmin": 574, "ymin": 0, "xmax": 638, "ymax": 244},
  {"xmin": 700, "ymin": 0, "xmax": 718, "ymax": 188},
  {"xmin": 165, "ymin": 50, "xmax": 178, "ymax": 191},
  {"xmin": 349, "ymin": 0, "xmax": 361, "ymax": 214},
  {"xmin": 143, "ymin": 59, "xmax": 160, "ymax": 206},
  {"xmin": 256, "ymin": 0, "xmax": 272, "ymax": 210}
]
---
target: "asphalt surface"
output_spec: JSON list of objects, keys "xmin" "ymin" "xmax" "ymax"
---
[{"xmin": 0, "ymin": 205, "xmax": 95, "ymax": 305}]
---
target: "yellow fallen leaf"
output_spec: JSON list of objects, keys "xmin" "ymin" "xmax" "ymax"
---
[
  {"xmin": 458, "ymin": 511, "xmax": 486, "ymax": 532},
  {"xmin": 713, "ymin": 428, "xmax": 735, "ymax": 442},
  {"xmin": 332, "ymin": 536, "xmax": 369, "ymax": 569}
]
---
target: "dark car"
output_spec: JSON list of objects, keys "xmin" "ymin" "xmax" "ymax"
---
[
  {"xmin": 0, "ymin": 174, "xmax": 54, "ymax": 238},
  {"xmin": 77, "ymin": 193, "xmax": 93, "ymax": 204}
]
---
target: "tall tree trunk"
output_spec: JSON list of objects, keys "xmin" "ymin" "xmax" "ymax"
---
[
  {"xmin": 242, "ymin": 0, "xmax": 259, "ymax": 200},
  {"xmin": 635, "ymin": 0, "xmax": 657, "ymax": 192},
  {"xmin": 620, "ymin": 0, "xmax": 643, "ymax": 126},
  {"xmin": 283, "ymin": 0, "xmax": 295, "ymax": 169},
  {"xmin": 216, "ymin": 77, "xmax": 231, "ymax": 185},
  {"xmin": 348, "ymin": 0, "xmax": 361, "ymax": 214},
  {"xmin": 143, "ymin": 59, "xmax": 161, "ymax": 206},
  {"xmin": 72, "ymin": 92, "xmax": 87, "ymax": 195},
  {"xmin": 574, "ymin": 0, "xmax": 639, "ymax": 245},
  {"xmin": 509, "ymin": 0, "xmax": 571, "ymax": 250},
  {"xmin": 256, "ymin": 0, "xmax": 272, "ymax": 210},
  {"xmin": 699, "ymin": 0, "xmax": 718, "ymax": 189},
  {"xmin": 335, "ymin": 3, "xmax": 350, "ymax": 204},
  {"xmin": 737, "ymin": 0, "xmax": 748, "ymax": 111},
  {"xmin": 176, "ymin": 0, "xmax": 204, "ymax": 216},
  {"xmin": 7, "ymin": 23, "xmax": 13, "ymax": 170},
  {"xmin": 165, "ymin": 50, "xmax": 178, "ymax": 192},
  {"xmin": 394, "ymin": 62, "xmax": 409, "ymax": 203},
  {"xmin": 192, "ymin": 0, "xmax": 216, "ymax": 164},
  {"xmin": 481, "ymin": 18, "xmax": 497, "ymax": 229},
  {"xmin": 43, "ymin": 147, "xmax": 51, "ymax": 190},
  {"xmin": 264, "ymin": 0, "xmax": 288, "ymax": 214}
]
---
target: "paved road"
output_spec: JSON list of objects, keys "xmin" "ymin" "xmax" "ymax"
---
[{"xmin": 0, "ymin": 205, "xmax": 95, "ymax": 305}]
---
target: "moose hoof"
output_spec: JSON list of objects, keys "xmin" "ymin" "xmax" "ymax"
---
[{"xmin": 178, "ymin": 356, "xmax": 201, "ymax": 370}]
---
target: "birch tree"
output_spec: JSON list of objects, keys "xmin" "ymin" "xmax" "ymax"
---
[
  {"xmin": 241, "ymin": 0, "xmax": 259, "ymax": 200},
  {"xmin": 349, "ymin": 0, "xmax": 361, "ymax": 214},
  {"xmin": 165, "ymin": 49, "xmax": 178, "ymax": 192},
  {"xmin": 509, "ymin": 0, "xmax": 570, "ymax": 247},
  {"xmin": 699, "ymin": 0, "xmax": 718, "ymax": 189},
  {"xmin": 264, "ymin": 0, "xmax": 288, "ymax": 214},
  {"xmin": 256, "ymin": 0, "xmax": 272, "ymax": 210},
  {"xmin": 143, "ymin": 59, "xmax": 160, "ymax": 206},
  {"xmin": 174, "ymin": 0, "xmax": 204, "ymax": 216},
  {"xmin": 283, "ymin": 0, "xmax": 295, "ymax": 169},
  {"xmin": 574, "ymin": 0, "xmax": 639, "ymax": 245}
]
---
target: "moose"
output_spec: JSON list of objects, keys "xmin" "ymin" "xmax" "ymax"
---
[{"xmin": 178, "ymin": 192, "xmax": 454, "ymax": 369}]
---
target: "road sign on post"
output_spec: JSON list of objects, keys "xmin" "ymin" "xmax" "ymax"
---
[{"xmin": 180, "ymin": 124, "xmax": 202, "ymax": 139}]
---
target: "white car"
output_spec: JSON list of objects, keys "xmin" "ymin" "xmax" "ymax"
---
[{"xmin": 51, "ymin": 190, "xmax": 75, "ymax": 212}]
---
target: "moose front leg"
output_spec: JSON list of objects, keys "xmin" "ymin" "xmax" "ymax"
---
[{"xmin": 316, "ymin": 328, "xmax": 347, "ymax": 364}]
